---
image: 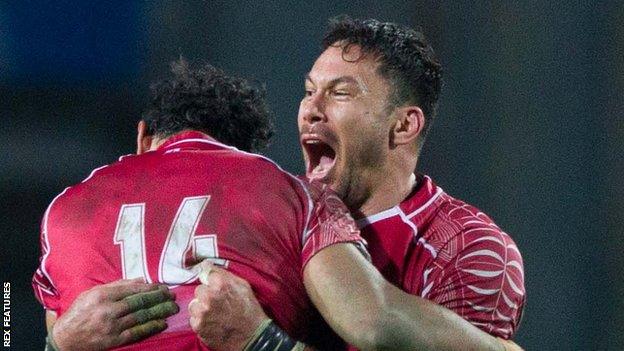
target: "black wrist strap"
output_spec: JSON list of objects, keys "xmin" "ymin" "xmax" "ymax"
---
[{"xmin": 244, "ymin": 319, "xmax": 305, "ymax": 351}]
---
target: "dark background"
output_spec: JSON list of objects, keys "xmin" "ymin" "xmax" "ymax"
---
[{"xmin": 2, "ymin": 1, "xmax": 622, "ymax": 349}]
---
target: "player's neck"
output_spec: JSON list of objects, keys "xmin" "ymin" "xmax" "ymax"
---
[
  {"xmin": 148, "ymin": 137, "xmax": 167, "ymax": 151},
  {"xmin": 355, "ymin": 167, "xmax": 417, "ymax": 219},
  {"xmin": 145, "ymin": 130, "xmax": 215, "ymax": 152}
]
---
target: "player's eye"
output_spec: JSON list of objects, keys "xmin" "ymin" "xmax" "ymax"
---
[
  {"xmin": 304, "ymin": 89, "xmax": 314, "ymax": 97},
  {"xmin": 332, "ymin": 90, "xmax": 351, "ymax": 98}
]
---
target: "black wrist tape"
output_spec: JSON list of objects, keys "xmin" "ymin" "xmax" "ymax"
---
[{"xmin": 244, "ymin": 320, "xmax": 298, "ymax": 351}]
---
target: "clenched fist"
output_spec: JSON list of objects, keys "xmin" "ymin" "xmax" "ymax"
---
[{"xmin": 189, "ymin": 261, "xmax": 268, "ymax": 351}]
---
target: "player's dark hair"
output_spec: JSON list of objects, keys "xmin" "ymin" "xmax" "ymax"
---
[
  {"xmin": 142, "ymin": 58, "xmax": 274, "ymax": 152},
  {"xmin": 322, "ymin": 16, "xmax": 442, "ymax": 145}
]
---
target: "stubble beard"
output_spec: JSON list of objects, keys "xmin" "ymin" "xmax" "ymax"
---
[{"xmin": 333, "ymin": 142, "xmax": 385, "ymax": 217}]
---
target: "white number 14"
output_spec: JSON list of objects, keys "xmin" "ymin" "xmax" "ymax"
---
[{"xmin": 113, "ymin": 195, "xmax": 226, "ymax": 284}]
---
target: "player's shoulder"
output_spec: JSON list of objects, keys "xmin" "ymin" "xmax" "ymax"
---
[
  {"xmin": 41, "ymin": 156, "xmax": 127, "ymax": 224},
  {"xmin": 71, "ymin": 154, "xmax": 135, "ymax": 188},
  {"xmin": 438, "ymin": 192, "xmax": 520, "ymax": 250},
  {"xmin": 222, "ymin": 149, "xmax": 311, "ymax": 193},
  {"xmin": 197, "ymin": 146, "xmax": 317, "ymax": 208},
  {"xmin": 411, "ymin": 177, "xmax": 518, "ymax": 252},
  {"xmin": 435, "ymin": 193, "xmax": 501, "ymax": 232},
  {"xmin": 228, "ymin": 150, "xmax": 295, "ymax": 178}
]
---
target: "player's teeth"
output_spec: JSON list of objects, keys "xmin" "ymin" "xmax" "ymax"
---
[{"xmin": 313, "ymin": 164, "xmax": 326, "ymax": 174}]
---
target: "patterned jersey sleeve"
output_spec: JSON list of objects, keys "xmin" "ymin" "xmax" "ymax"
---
[
  {"xmin": 423, "ymin": 226, "xmax": 525, "ymax": 339},
  {"xmin": 300, "ymin": 182, "xmax": 368, "ymax": 268}
]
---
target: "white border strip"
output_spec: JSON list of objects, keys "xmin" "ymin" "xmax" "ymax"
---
[
  {"xmin": 39, "ymin": 187, "xmax": 70, "ymax": 291},
  {"xmin": 406, "ymin": 186, "xmax": 443, "ymax": 219},
  {"xmin": 399, "ymin": 208, "xmax": 419, "ymax": 237},
  {"xmin": 356, "ymin": 206, "xmax": 401, "ymax": 228}
]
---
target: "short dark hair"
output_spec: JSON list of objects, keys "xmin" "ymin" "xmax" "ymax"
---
[
  {"xmin": 322, "ymin": 16, "xmax": 442, "ymax": 143},
  {"xmin": 142, "ymin": 59, "xmax": 274, "ymax": 152}
]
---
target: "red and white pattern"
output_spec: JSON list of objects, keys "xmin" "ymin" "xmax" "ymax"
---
[
  {"xmin": 302, "ymin": 183, "xmax": 364, "ymax": 266},
  {"xmin": 357, "ymin": 175, "xmax": 525, "ymax": 339}
]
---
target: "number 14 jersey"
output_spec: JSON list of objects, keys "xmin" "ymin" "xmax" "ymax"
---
[{"xmin": 33, "ymin": 131, "xmax": 363, "ymax": 350}]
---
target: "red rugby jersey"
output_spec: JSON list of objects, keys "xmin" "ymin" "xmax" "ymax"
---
[
  {"xmin": 32, "ymin": 131, "xmax": 362, "ymax": 350},
  {"xmin": 353, "ymin": 175, "xmax": 525, "ymax": 341}
]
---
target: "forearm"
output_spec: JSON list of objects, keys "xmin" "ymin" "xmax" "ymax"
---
[
  {"xmin": 374, "ymin": 284, "xmax": 504, "ymax": 351},
  {"xmin": 304, "ymin": 243, "xmax": 504, "ymax": 351}
]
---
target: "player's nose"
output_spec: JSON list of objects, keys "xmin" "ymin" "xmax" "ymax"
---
[{"xmin": 300, "ymin": 95, "xmax": 327, "ymax": 125}]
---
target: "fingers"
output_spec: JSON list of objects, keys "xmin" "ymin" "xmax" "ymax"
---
[
  {"xmin": 56, "ymin": 279, "xmax": 178, "ymax": 350},
  {"xmin": 188, "ymin": 297, "xmax": 201, "ymax": 314},
  {"xmin": 198, "ymin": 260, "xmax": 240, "ymax": 288},
  {"xmin": 198, "ymin": 260, "xmax": 215, "ymax": 285},
  {"xmin": 119, "ymin": 319, "xmax": 168, "ymax": 344},
  {"xmin": 118, "ymin": 286, "xmax": 175, "ymax": 315},
  {"xmin": 116, "ymin": 298, "xmax": 179, "ymax": 344},
  {"xmin": 119, "ymin": 300, "xmax": 179, "ymax": 329},
  {"xmin": 193, "ymin": 283, "xmax": 214, "ymax": 301},
  {"xmin": 189, "ymin": 285, "xmax": 214, "ymax": 333},
  {"xmin": 140, "ymin": 301, "xmax": 179, "ymax": 322},
  {"xmin": 187, "ymin": 267, "xmax": 268, "ymax": 351},
  {"xmin": 107, "ymin": 278, "xmax": 146, "ymax": 286},
  {"xmin": 188, "ymin": 297, "xmax": 204, "ymax": 333},
  {"xmin": 107, "ymin": 281, "xmax": 163, "ymax": 301},
  {"xmin": 190, "ymin": 284, "xmax": 213, "ymax": 310}
]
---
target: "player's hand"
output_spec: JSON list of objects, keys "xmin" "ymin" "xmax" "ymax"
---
[
  {"xmin": 189, "ymin": 261, "xmax": 268, "ymax": 351},
  {"xmin": 52, "ymin": 278, "xmax": 179, "ymax": 351}
]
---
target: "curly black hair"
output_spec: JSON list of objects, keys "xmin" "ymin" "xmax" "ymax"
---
[
  {"xmin": 322, "ymin": 16, "xmax": 442, "ymax": 144},
  {"xmin": 142, "ymin": 59, "xmax": 274, "ymax": 152}
]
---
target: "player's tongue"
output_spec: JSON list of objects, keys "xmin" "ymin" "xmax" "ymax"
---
[
  {"xmin": 307, "ymin": 142, "xmax": 336, "ymax": 181},
  {"xmin": 312, "ymin": 155, "xmax": 334, "ymax": 176}
]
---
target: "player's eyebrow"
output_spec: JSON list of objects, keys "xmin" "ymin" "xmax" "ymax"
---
[
  {"xmin": 304, "ymin": 74, "xmax": 367, "ymax": 92},
  {"xmin": 304, "ymin": 73, "xmax": 316, "ymax": 85}
]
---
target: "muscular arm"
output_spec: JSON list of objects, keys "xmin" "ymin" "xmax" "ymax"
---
[
  {"xmin": 303, "ymin": 243, "xmax": 505, "ymax": 351},
  {"xmin": 191, "ymin": 250, "xmax": 521, "ymax": 351}
]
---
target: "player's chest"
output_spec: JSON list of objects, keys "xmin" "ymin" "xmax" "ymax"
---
[
  {"xmin": 360, "ymin": 217, "xmax": 415, "ymax": 283},
  {"xmin": 360, "ymin": 215, "xmax": 437, "ymax": 294}
]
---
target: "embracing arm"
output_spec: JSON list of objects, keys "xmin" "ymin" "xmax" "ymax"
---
[
  {"xmin": 303, "ymin": 243, "xmax": 506, "ymax": 351},
  {"xmin": 191, "ymin": 252, "xmax": 522, "ymax": 351}
]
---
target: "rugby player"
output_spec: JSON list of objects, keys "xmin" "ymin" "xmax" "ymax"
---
[
  {"xmin": 34, "ymin": 60, "xmax": 367, "ymax": 350},
  {"xmin": 179, "ymin": 17, "xmax": 526, "ymax": 351}
]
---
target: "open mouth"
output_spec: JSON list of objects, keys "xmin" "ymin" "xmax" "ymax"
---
[{"xmin": 302, "ymin": 136, "xmax": 336, "ymax": 181}]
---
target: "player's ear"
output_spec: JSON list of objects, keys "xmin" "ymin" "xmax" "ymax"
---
[
  {"xmin": 392, "ymin": 105, "xmax": 424, "ymax": 146},
  {"xmin": 136, "ymin": 120, "xmax": 153, "ymax": 155}
]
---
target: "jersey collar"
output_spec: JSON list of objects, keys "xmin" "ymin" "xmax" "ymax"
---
[
  {"xmin": 356, "ymin": 174, "xmax": 444, "ymax": 227},
  {"xmin": 157, "ymin": 131, "xmax": 229, "ymax": 152},
  {"xmin": 397, "ymin": 174, "xmax": 444, "ymax": 218}
]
